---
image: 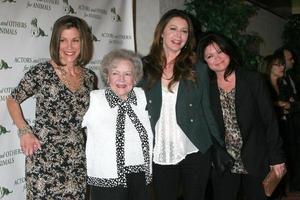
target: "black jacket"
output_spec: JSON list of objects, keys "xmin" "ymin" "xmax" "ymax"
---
[
  {"xmin": 141, "ymin": 61, "xmax": 223, "ymax": 153},
  {"xmin": 209, "ymin": 68, "xmax": 285, "ymax": 178}
]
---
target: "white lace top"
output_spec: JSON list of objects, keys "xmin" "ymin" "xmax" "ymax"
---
[{"xmin": 153, "ymin": 82, "xmax": 198, "ymax": 165}]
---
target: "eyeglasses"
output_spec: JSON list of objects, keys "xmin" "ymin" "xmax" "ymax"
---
[{"xmin": 272, "ymin": 63, "xmax": 285, "ymax": 67}]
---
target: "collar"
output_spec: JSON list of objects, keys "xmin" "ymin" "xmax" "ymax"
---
[{"xmin": 105, "ymin": 87, "xmax": 137, "ymax": 108}]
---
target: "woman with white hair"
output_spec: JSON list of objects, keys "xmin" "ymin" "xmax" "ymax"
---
[{"xmin": 82, "ymin": 49, "xmax": 153, "ymax": 200}]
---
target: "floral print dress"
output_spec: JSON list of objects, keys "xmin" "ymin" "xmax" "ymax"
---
[{"xmin": 10, "ymin": 62, "xmax": 96, "ymax": 199}]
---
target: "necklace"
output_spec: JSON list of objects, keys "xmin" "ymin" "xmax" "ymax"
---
[{"xmin": 56, "ymin": 65, "xmax": 84, "ymax": 92}]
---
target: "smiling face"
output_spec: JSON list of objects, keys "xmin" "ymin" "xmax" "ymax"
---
[
  {"xmin": 59, "ymin": 27, "xmax": 81, "ymax": 65},
  {"xmin": 107, "ymin": 59, "xmax": 136, "ymax": 100},
  {"xmin": 162, "ymin": 16, "xmax": 189, "ymax": 55},
  {"xmin": 204, "ymin": 42, "xmax": 231, "ymax": 75}
]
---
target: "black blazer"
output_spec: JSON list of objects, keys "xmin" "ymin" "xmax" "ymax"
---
[
  {"xmin": 141, "ymin": 61, "xmax": 223, "ymax": 153},
  {"xmin": 209, "ymin": 68, "xmax": 285, "ymax": 178}
]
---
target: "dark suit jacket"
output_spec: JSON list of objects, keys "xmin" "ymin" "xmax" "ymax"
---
[
  {"xmin": 209, "ymin": 68, "xmax": 285, "ymax": 178},
  {"xmin": 142, "ymin": 61, "xmax": 223, "ymax": 153}
]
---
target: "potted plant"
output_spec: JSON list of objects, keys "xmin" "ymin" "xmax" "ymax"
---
[
  {"xmin": 185, "ymin": 0, "xmax": 263, "ymax": 70},
  {"xmin": 282, "ymin": 14, "xmax": 300, "ymax": 61}
]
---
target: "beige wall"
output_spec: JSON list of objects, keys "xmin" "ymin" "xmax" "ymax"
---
[
  {"xmin": 159, "ymin": 0, "xmax": 185, "ymax": 16},
  {"xmin": 247, "ymin": 8, "xmax": 287, "ymax": 56},
  {"xmin": 135, "ymin": 0, "xmax": 185, "ymax": 56},
  {"xmin": 292, "ymin": 0, "xmax": 300, "ymax": 14},
  {"xmin": 135, "ymin": 0, "xmax": 287, "ymax": 57},
  {"xmin": 135, "ymin": 0, "xmax": 160, "ymax": 56}
]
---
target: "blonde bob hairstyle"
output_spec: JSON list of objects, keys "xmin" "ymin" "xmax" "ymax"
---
[
  {"xmin": 100, "ymin": 49, "xmax": 143, "ymax": 86},
  {"xmin": 49, "ymin": 15, "xmax": 93, "ymax": 67}
]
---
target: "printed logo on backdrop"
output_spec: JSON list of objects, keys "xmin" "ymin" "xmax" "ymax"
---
[
  {"xmin": 110, "ymin": 7, "xmax": 121, "ymax": 22},
  {"xmin": 14, "ymin": 56, "xmax": 49, "ymax": 72},
  {"xmin": 26, "ymin": 0, "xmax": 58, "ymax": 11},
  {"xmin": 63, "ymin": 0, "xmax": 76, "ymax": 14},
  {"xmin": 0, "ymin": 20, "xmax": 27, "ymax": 36},
  {"xmin": 0, "ymin": 148, "xmax": 23, "ymax": 167},
  {"xmin": 30, "ymin": 17, "xmax": 48, "ymax": 37},
  {"xmin": 102, "ymin": 32, "xmax": 132, "ymax": 45},
  {"xmin": 14, "ymin": 177, "xmax": 26, "ymax": 191},
  {"xmin": 100, "ymin": 6, "xmax": 132, "ymax": 45},
  {"xmin": 0, "ymin": 87, "xmax": 14, "ymax": 102},
  {"xmin": 0, "ymin": 59, "xmax": 12, "ymax": 70},
  {"xmin": 0, "ymin": 186, "xmax": 13, "ymax": 199},
  {"xmin": 79, "ymin": 4, "xmax": 107, "ymax": 20},
  {"xmin": 0, "ymin": 125, "xmax": 10, "ymax": 136},
  {"xmin": 1, "ymin": 0, "xmax": 16, "ymax": 3}
]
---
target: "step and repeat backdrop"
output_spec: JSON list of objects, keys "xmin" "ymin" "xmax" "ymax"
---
[{"xmin": 0, "ymin": 0, "xmax": 134, "ymax": 199}]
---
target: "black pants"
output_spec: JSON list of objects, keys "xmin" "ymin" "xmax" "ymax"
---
[
  {"xmin": 153, "ymin": 150, "xmax": 211, "ymax": 200},
  {"xmin": 90, "ymin": 172, "xmax": 150, "ymax": 200},
  {"xmin": 287, "ymin": 113, "xmax": 300, "ymax": 191},
  {"xmin": 211, "ymin": 169, "xmax": 267, "ymax": 200}
]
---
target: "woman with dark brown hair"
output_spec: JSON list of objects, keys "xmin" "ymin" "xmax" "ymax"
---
[
  {"xmin": 141, "ymin": 9, "xmax": 222, "ymax": 200},
  {"xmin": 197, "ymin": 32, "xmax": 286, "ymax": 200},
  {"xmin": 6, "ymin": 15, "xmax": 96, "ymax": 199},
  {"xmin": 264, "ymin": 51, "xmax": 300, "ymax": 194}
]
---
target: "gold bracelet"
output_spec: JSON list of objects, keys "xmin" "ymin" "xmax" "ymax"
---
[{"xmin": 18, "ymin": 125, "xmax": 33, "ymax": 138}]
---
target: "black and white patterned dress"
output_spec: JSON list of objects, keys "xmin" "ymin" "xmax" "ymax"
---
[{"xmin": 10, "ymin": 62, "xmax": 96, "ymax": 199}]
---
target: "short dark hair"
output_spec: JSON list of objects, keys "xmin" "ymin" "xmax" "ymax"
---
[
  {"xmin": 197, "ymin": 32, "xmax": 241, "ymax": 80},
  {"xmin": 49, "ymin": 15, "xmax": 93, "ymax": 66}
]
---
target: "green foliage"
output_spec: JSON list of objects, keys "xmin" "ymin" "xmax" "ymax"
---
[
  {"xmin": 282, "ymin": 14, "xmax": 300, "ymax": 58},
  {"xmin": 184, "ymin": 0, "xmax": 263, "ymax": 70}
]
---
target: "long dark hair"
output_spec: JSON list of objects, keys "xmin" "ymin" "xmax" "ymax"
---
[
  {"xmin": 143, "ymin": 9, "xmax": 196, "ymax": 91},
  {"xmin": 197, "ymin": 32, "xmax": 241, "ymax": 80}
]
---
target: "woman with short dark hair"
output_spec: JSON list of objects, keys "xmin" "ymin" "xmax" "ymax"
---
[{"xmin": 197, "ymin": 32, "xmax": 286, "ymax": 200}]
